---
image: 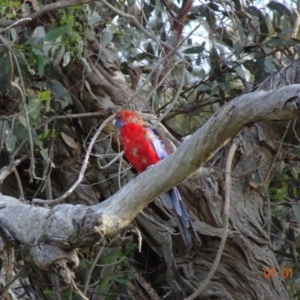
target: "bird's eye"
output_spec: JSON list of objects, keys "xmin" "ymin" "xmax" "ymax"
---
[{"xmin": 116, "ymin": 113, "xmax": 123, "ymax": 119}]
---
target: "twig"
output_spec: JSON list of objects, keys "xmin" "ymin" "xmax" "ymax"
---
[
  {"xmin": 185, "ymin": 140, "xmax": 239, "ymax": 300},
  {"xmin": 140, "ymin": 211, "xmax": 176, "ymax": 235},
  {"xmin": 0, "ymin": 32, "xmax": 36, "ymax": 182},
  {"xmin": 83, "ymin": 237, "xmax": 105, "ymax": 296},
  {"xmin": 9, "ymin": 157, "xmax": 25, "ymax": 200},
  {"xmin": 145, "ymin": 58, "xmax": 184, "ymax": 108},
  {"xmin": 33, "ymin": 111, "xmax": 110, "ymax": 130},
  {"xmin": 126, "ymin": 224, "xmax": 142, "ymax": 252},
  {"xmin": 0, "ymin": 155, "xmax": 29, "ymax": 182},
  {"xmin": 292, "ymin": 118, "xmax": 300, "ymax": 141},
  {"xmin": 155, "ymin": 60, "xmax": 186, "ymax": 124},
  {"xmin": 0, "ymin": 18, "xmax": 32, "ymax": 33},
  {"xmin": 71, "ymin": 278, "xmax": 89, "ymax": 300},
  {"xmin": 96, "ymin": 255, "xmax": 126, "ymax": 267},
  {"xmin": 32, "ymin": 114, "xmax": 115, "ymax": 205}
]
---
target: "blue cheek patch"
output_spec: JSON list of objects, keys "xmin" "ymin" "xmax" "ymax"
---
[{"xmin": 116, "ymin": 119, "xmax": 124, "ymax": 129}]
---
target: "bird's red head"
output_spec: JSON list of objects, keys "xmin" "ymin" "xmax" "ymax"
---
[{"xmin": 114, "ymin": 110, "xmax": 144, "ymax": 129}]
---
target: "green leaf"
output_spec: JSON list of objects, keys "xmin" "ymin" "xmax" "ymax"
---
[
  {"xmin": 198, "ymin": 84, "xmax": 212, "ymax": 91},
  {"xmin": 44, "ymin": 25, "xmax": 68, "ymax": 42},
  {"xmin": 24, "ymin": 26, "xmax": 45, "ymax": 45},
  {"xmin": 63, "ymin": 51, "xmax": 71, "ymax": 67},
  {"xmin": 38, "ymin": 56, "xmax": 44, "ymax": 77},
  {"xmin": 5, "ymin": 132, "xmax": 17, "ymax": 152},
  {"xmin": 43, "ymin": 289, "xmax": 53, "ymax": 296},
  {"xmin": 40, "ymin": 148, "xmax": 50, "ymax": 163},
  {"xmin": 38, "ymin": 90, "xmax": 51, "ymax": 101},
  {"xmin": 48, "ymin": 79, "xmax": 73, "ymax": 106},
  {"xmin": 233, "ymin": 41, "xmax": 242, "ymax": 55},
  {"xmin": 115, "ymin": 278, "xmax": 128, "ymax": 284},
  {"xmin": 100, "ymin": 27, "xmax": 113, "ymax": 47},
  {"xmin": 88, "ymin": 11, "xmax": 102, "ymax": 25},
  {"xmin": 10, "ymin": 28, "xmax": 17, "ymax": 42},
  {"xmin": 230, "ymin": 62, "xmax": 246, "ymax": 80},
  {"xmin": 120, "ymin": 20, "xmax": 141, "ymax": 40},
  {"xmin": 264, "ymin": 37, "xmax": 282, "ymax": 48},
  {"xmin": 32, "ymin": 47, "xmax": 44, "ymax": 56},
  {"xmin": 292, "ymin": 204, "xmax": 300, "ymax": 223},
  {"xmin": 18, "ymin": 115, "xmax": 27, "ymax": 129},
  {"xmin": 98, "ymin": 281, "xmax": 110, "ymax": 293},
  {"xmin": 184, "ymin": 43, "xmax": 206, "ymax": 54}
]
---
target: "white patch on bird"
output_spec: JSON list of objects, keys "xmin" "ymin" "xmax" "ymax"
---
[{"xmin": 145, "ymin": 131, "xmax": 153, "ymax": 141}]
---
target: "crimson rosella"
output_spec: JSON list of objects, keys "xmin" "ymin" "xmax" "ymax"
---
[{"xmin": 113, "ymin": 110, "xmax": 201, "ymax": 248}]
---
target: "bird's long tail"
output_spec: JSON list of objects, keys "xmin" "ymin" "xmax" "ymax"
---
[{"xmin": 160, "ymin": 187, "xmax": 201, "ymax": 248}]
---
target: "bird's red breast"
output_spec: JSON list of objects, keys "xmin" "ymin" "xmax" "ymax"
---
[{"xmin": 120, "ymin": 122, "xmax": 160, "ymax": 172}]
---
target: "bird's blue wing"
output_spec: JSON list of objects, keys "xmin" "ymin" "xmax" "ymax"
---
[
  {"xmin": 160, "ymin": 187, "xmax": 198, "ymax": 248},
  {"xmin": 161, "ymin": 187, "xmax": 189, "ymax": 228}
]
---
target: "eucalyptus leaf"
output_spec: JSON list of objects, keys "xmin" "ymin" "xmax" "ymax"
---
[
  {"xmin": 40, "ymin": 148, "xmax": 50, "ymax": 163},
  {"xmin": 63, "ymin": 51, "xmax": 71, "ymax": 67},
  {"xmin": 292, "ymin": 204, "xmax": 300, "ymax": 223},
  {"xmin": 44, "ymin": 26, "xmax": 68, "ymax": 42},
  {"xmin": 184, "ymin": 43, "xmax": 206, "ymax": 54},
  {"xmin": 25, "ymin": 26, "xmax": 46, "ymax": 46},
  {"xmin": 88, "ymin": 11, "xmax": 102, "ymax": 25},
  {"xmin": 4, "ymin": 133, "xmax": 17, "ymax": 152},
  {"xmin": 10, "ymin": 28, "xmax": 17, "ymax": 42},
  {"xmin": 38, "ymin": 56, "xmax": 45, "ymax": 77},
  {"xmin": 48, "ymin": 80, "xmax": 73, "ymax": 106}
]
